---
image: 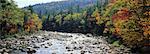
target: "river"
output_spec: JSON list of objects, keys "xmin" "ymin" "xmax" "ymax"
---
[{"xmin": 0, "ymin": 31, "xmax": 130, "ymax": 54}]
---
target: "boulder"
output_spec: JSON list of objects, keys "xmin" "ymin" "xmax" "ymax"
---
[{"xmin": 27, "ymin": 47, "xmax": 36, "ymax": 54}]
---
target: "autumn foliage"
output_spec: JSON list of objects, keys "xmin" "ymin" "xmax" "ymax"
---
[
  {"xmin": 0, "ymin": 0, "xmax": 42, "ymax": 36},
  {"xmin": 105, "ymin": 0, "xmax": 150, "ymax": 47},
  {"xmin": 24, "ymin": 14, "xmax": 42, "ymax": 32}
]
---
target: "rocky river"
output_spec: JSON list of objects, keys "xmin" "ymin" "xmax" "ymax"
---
[{"xmin": 0, "ymin": 31, "xmax": 131, "ymax": 54}]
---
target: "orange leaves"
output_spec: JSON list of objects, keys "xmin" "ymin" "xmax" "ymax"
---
[
  {"xmin": 110, "ymin": 0, "xmax": 117, "ymax": 3},
  {"xmin": 140, "ymin": 21, "xmax": 150, "ymax": 36},
  {"xmin": 113, "ymin": 19, "xmax": 126, "ymax": 35},
  {"xmin": 24, "ymin": 13, "xmax": 42, "ymax": 32},
  {"xmin": 143, "ymin": 24, "xmax": 150, "ymax": 37},
  {"xmin": 143, "ymin": 30, "xmax": 150, "ymax": 36},
  {"xmin": 112, "ymin": 8, "xmax": 130, "ymax": 35},
  {"xmin": 92, "ymin": 7, "xmax": 102, "ymax": 25},
  {"xmin": 105, "ymin": 0, "xmax": 150, "ymax": 47},
  {"xmin": 112, "ymin": 8, "xmax": 130, "ymax": 21},
  {"xmin": 144, "ymin": 11, "xmax": 150, "ymax": 16},
  {"xmin": 115, "ymin": 27, "xmax": 121, "ymax": 34},
  {"xmin": 24, "ymin": 19, "xmax": 36, "ymax": 32}
]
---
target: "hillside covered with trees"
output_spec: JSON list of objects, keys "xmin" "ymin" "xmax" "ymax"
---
[{"xmin": 0, "ymin": 0, "xmax": 150, "ymax": 53}]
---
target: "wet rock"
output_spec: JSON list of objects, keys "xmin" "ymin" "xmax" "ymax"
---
[
  {"xmin": 97, "ymin": 47, "xmax": 100, "ymax": 48},
  {"xmin": 73, "ymin": 47, "xmax": 77, "ymax": 50},
  {"xmin": 27, "ymin": 47, "xmax": 36, "ymax": 54},
  {"xmin": 33, "ymin": 44, "xmax": 40, "ymax": 48},
  {"xmin": 108, "ymin": 50, "xmax": 112, "ymax": 53},
  {"xmin": 119, "ymin": 51, "xmax": 123, "ymax": 53},
  {"xmin": 67, "ymin": 49, "xmax": 73, "ymax": 51},
  {"xmin": 66, "ymin": 47, "xmax": 70, "ymax": 49},
  {"xmin": 41, "ymin": 44, "xmax": 45, "ymax": 47},
  {"xmin": 69, "ymin": 35, "xmax": 73, "ymax": 37},
  {"xmin": 37, "ymin": 36, "xmax": 43, "ymax": 38},
  {"xmin": 52, "ymin": 53, "xmax": 56, "ymax": 54},
  {"xmin": 81, "ymin": 51, "xmax": 86, "ymax": 54},
  {"xmin": 75, "ymin": 37, "xmax": 79, "ymax": 39},
  {"xmin": 19, "ymin": 37, "xmax": 25, "ymax": 39},
  {"xmin": 81, "ymin": 53, "xmax": 84, "ymax": 54},
  {"xmin": 86, "ymin": 34, "xmax": 92, "ymax": 37},
  {"xmin": 47, "ymin": 43, "xmax": 52, "ymax": 46},
  {"xmin": 12, "ymin": 47, "xmax": 18, "ymax": 50},
  {"xmin": 120, "ymin": 48, "xmax": 125, "ymax": 51},
  {"xmin": 42, "ymin": 38, "xmax": 45, "ymax": 39},
  {"xmin": 88, "ymin": 51, "xmax": 92, "ymax": 53},
  {"xmin": 48, "ymin": 34, "xmax": 51, "ymax": 36},
  {"xmin": 93, "ymin": 42, "xmax": 98, "ymax": 45},
  {"xmin": 32, "ymin": 36, "xmax": 37, "ymax": 38},
  {"xmin": 98, "ymin": 42, "xmax": 102, "ymax": 44},
  {"xmin": 31, "ymin": 40, "xmax": 35, "ymax": 43},
  {"xmin": 45, "ymin": 46, "xmax": 48, "ymax": 48},
  {"xmin": 20, "ymin": 48, "xmax": 27, "ymax": 52},
  {"xmin": 82, "ymin": 42, "xmax": 85, "ymax": 44},
  {"xmin": 71, "ymin": 42, "xmax": 77, "ymax": 44},
  {"xmin": 0, "ymin": 48, "xmax": 11, "ymax": 54},
  {"xmin": 79, "ymin": 46, "xmax": 83, "ymax": 49},
  {"xmin": 73, "ymin": 46, "xmax": 83, "ymax": 50},
  {"xmin": 46, "ymin": 38, "xmax": 49, "ymax": 40}
]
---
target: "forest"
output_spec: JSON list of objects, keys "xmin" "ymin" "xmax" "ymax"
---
[{"xmin": 0, "ymin": 0, "xmax": 150, "ymax": 53}]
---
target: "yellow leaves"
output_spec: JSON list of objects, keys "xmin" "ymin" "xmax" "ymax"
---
[
  {"xmin": 144, "ymin": 0, "xmax": 150, "ymax": 6},
  {"xmin": 92, "ymin": 7, "xmax": 103, "ymax": 25},
  {"xmin": 30, "ymin": 14, "xmax": 42, "ymax": 30},
  {"xmin": 127, "ymin": 0, "xmax": 142, "ymax": 8},
  {"xmin": 145, "ymin": 3, "xmax": 150, "ymax": 6},
  {"xmin": 72, "ymin": 13, "xmax": 82, "ymax": 21},
  {"xmin": 114, "ymin": 19, "xmax": 125, "ymax": 28},
  {"xmin": 64, "ymin": 13, "xmax": 82, "ymax": 21},
  {"xmin": 113, "ymin": 19, "xmax": 126, "ymax": 35},
  {"xmin": 24, "ymin": 19, "xmax": 35, "ymax": 32},
  {"xmin": 24, "ymin": 13, "xmax": 42, "ymax": 32},
  {"xmin": 139, "ymin": 19, "xmax": 150, "ymax": 36},
  {"xmin": 105, "ymin": 20, "xmax": 111, "ymax": 26},
  {"xmin": 37, "ymin": 20, "xmax": 42, "ymax": 30},
  {"xmin": 144, "ymin": 11, "xmax": 150, "ymax": 15},
  {"xmin": 105, "ymin": 0, "xmax": 150, "ymax": 47},
  {"xmin": 143, "ymin": 30, "xmax": 150, "ymax": 36},
  {"xmin": 115, "ymin": 27, "xmax": 120, "ymax": 34},
  {"xmin": 24, "ymin": 25, "xmax": 30, "ymax": 32},
  {"xmin": 142, "ymin": 22, "xmax": 150, "ymax": 36},
  {"xmin": 95, "ymin": 16, "xmax": 101, "ymax": 24},
  {"xmin": 103, "ymin": 0, "xmax": 127, "ymax": 17},
  {"xmin": 140, "ymin": 22, "xmax": 150, "ymax": 26},
  {"xmin": 121, "ymin": 31, "xmax": 144, "ymax": 46},
  {"xmin": 92, "ymin": 7, "xmax": 100, "ymax": 17}
]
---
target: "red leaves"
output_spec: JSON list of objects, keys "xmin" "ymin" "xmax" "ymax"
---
[
  {"xmin": 27, "ymin": 19, "xmax": 35, "ymax": 26},
  {"xmin": 110, "ymin": 0, "xmax": 117, "ymax": 3},
  {"xmin": 24, "ymin": 19, "xmax": 36, "ymax": 32},
  {"xmin": 112, "ymin": 8, "xmax": 130, "ymax": 21}
]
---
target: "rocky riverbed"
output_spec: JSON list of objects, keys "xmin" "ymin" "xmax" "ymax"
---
[{"xmin": 0, "ymin": 31, "xmax": 131, "ymax": 54}]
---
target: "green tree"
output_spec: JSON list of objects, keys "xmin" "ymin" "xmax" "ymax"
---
[{"xmin": 0, "ymin": 0, "xmax": 24, "ymax": 36}]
